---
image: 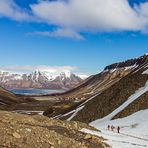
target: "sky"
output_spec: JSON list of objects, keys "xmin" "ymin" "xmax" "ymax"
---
[{"xmin": 0, "ymin": 0, "xmax": 148, "ymax": 76}]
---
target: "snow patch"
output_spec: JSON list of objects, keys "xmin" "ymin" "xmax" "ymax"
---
[
  {"xmin": 142, "ymin": 69, "xmax": 148, "ymax": 74},
  {"xmin": 67, "ymin": 105, "xmax": 85, "ymax": 121},
  {"xmin": 124, "ymin": 64, "xmax": 137, "ymax": 70}
]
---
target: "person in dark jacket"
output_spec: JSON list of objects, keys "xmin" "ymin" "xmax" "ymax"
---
[
  {"xmin": 107, "ymin": 125, "xmax": 110, "ymax": 130},
  {"xmin": 117, "ymin": 126, "xmax": 120, "ymax": 133}
]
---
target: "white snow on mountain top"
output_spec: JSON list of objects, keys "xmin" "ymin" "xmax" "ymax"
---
[
  {"xmin": 77, "ymin": 74, "xmax": 89, "ymax": 79},
  {"xmin": 63, "ymin": 71, "xmax": 72, "ymax": 78},
  {"xmin": 0, "ymin": 70, "xmax": 88, "ymax": 83}
]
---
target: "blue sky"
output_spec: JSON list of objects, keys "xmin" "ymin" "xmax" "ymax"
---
[{"xmin": 0, "ymin": 0, "xmax": 148, "ymax": 75}]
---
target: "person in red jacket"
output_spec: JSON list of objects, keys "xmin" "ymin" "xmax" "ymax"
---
[{"xmin": 111, "ymin": 125, "xmax": 115, "ymax": 131}]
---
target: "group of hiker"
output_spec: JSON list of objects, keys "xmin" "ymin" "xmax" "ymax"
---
[{"xmin": 107, "ymin": 125, "xmax": 120, "ymax": 133}]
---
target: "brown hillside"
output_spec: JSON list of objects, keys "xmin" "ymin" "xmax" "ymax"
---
[{"xmin": 0, "ymin": 111, "xmax": 108, "ymax": 148}]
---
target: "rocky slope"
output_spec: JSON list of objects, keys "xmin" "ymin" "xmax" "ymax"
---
[
  {"xmin": 0, "ymin": 87, "xmax": 25, "ymax": 108},
  {"xmin": 0, "ymin": 111, "xmax": 108, "ymax": 148},
  {"xmin": 46, "ymin": 56, "xmax": 141, "ymax": 102},
  {"xmin": 0, "ymin": 71, "xmax": 83, "ymax": 90},
  {"xmin": 47, "ymin": 54, "xmax": 148, "ymax": 124},
  {"xmin": 0, "ymin": 85, "xmax": 37, "ymax": 112}
]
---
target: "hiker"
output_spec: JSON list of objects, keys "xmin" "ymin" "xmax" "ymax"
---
[
  {"xmin": 107, "ymin": 125, "xmax": 110, "ymax": 130},
  {"xmin": 117, "ymin": 126, "xmax": 120, "ymax": 133},
  {"xmin": 111, "ymin": 125, "xmax": 115, "ymax": 131}
]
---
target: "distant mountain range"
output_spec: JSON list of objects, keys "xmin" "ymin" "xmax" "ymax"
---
[{"xmin": 0, "ymin": 71, "xmax": 87, "ymax": 90}]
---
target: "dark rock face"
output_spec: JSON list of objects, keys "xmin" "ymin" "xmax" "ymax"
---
[
  {"xmin": 113, "ymin": 91, "xmax": 148, "ymax": 119},
  {"xmin": 104, "ymin": 54, "xmax": 148, "ymax": 70},
  {"xmin": 0, "ymin": 86, "xmax": 36, "ymax": 111}
]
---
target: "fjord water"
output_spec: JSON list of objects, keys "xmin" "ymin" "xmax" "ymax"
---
[{"xmin": 10, "ymin": 89, "xmax": 64, "ymax": 95}]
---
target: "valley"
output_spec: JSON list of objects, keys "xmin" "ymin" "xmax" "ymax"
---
[{"xmin": 0, "ymin": 54, "xmax": 148, "ymax": 148}]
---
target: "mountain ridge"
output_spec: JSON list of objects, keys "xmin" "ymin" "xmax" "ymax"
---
[
  {"xmin": 0, "ymin": 70, "xmax": 84, "ymax": 90},
  {"xmin": 44, "ymin": 54, "xmax": 148, "ymax": 126}
]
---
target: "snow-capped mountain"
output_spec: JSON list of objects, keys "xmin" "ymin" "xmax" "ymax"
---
[{"xmin": 0, "ymin": 71, "xmax": 84, "ymax": 90}]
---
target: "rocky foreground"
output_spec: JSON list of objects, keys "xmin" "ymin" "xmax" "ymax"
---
[{"xmin": 0, "ymin": 111, "xmax": 108, "ymax": 148}]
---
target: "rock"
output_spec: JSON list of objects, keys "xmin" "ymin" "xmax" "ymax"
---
[
  {"xmin": 58, "ymin": 140, "xmax": 61, "ymax": 145},
  {"xmin": 26, "ymin": 128, "xmax": 32, "ymax": 132},
  {"xmin": 74, "ymin": 122, "xmax": 78, "ymax": 129},
  {"xmin": 13, "ymin": 132, "xmax": 21, "ymax": 139},
  {"xmin": 84, "ymin": 134, "xmax": 92, "ymax": 140}
]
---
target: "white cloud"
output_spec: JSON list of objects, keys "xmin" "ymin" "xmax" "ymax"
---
[
  {"xmin": 1, "ymin": 0, "xmax": 148, "ymax": 38},
  {"xmin": 28, "ymin": 28, "xmax": 84, "ymax": 40},
  {"xmin": 0, "ymin": 65, "xmax": 78, "ymax": 74},
  {"xmin": 0, "ymin": 0, "xmax": 30, "ymax": 21},
  {"xmin": 30, "ymin": 0, "xmax": 148, "ymax": 33}
]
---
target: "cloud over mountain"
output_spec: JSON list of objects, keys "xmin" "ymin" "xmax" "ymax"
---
[{"xmin": 0, "ymin": 65, "xmax": 78, "ymax": 74}]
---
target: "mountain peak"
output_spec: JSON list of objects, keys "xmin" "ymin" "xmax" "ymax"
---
[{"xmin": 60, "ymin": 71, "xmax": 72, "ymax": 78}]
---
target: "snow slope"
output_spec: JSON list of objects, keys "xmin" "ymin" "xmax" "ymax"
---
[
  {"xmin": 80, "ymin": 81, "xmax": 148, "ymax": 148},
  {"xmin": 81, "ymin": 109, "xmax": 148, "ymax": 148},
  {"xmin": 90, "ymin": 81, "xmax": 148, "ymax": 127},
  {"xmin": 82, "ymin": 109, "xmax": 148, "ymax": 148},
  {"xmin": 82, "ymin": 124, "xmax": 148, "ymax": 148}
]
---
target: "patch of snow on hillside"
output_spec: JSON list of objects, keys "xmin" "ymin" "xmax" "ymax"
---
[
  {"xmin": 81, "ymin": 110, "xmax": 148, "ymax": 148},
  {"xmin": 90, "ymin": 81, "xmax": 148, "ymax": 127},
  {"xmin": 81, "ymin": 121, "xmax": 148, "ymax": 148},
  {"xmin": 77, "ymin": 74, "xmax": 89, "ymax": 79},
  {"xmin": 107, "ymin": 64, "xmax": 137, "ymax": 73},
  {"xmin": 142, "ymin": 69, "xmax": 148, "ymax": 74},
  {"xmin": 12, "ymin": 110, "xmax": 44, "ymax": 115},
  {"xmin": 124, "ymin": 64, "xmax": 137, "ymax": 70},
  {"xmin": 55, "ymin": 94, "xmax": 99, "ymax": 120},
  {"xmin": 67, "ymin": 105, "xmax": 85, "ymax": 121},
  {"xmin": 66, "ymin": 94, "xmax": 100, "ymax": 121}
]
